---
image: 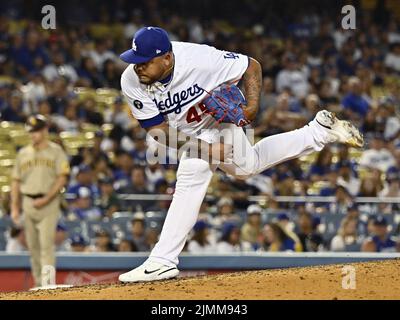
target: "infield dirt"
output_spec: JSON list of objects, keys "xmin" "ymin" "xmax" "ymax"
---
[{"xmin": 1, "ymin": 259, "xmax": 399, "ymax": 300}]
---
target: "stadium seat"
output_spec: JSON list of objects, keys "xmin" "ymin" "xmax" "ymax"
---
[
  {"xmin": 85, "ymin": 220, "xmax": 113, "ymax": 239},
  {"xmin": 145, "ymin": 211, "xmax": 166, "ymax": 232},
  {"xmin": 63, "ymin": 220, "xmax": 85, "ymax": 237},
  {"xmin": 322, "ymin": 214, "xmax": 344, "ymax": 237},
  {"xmin": 344, "ymin": 243, "xmax": 362, "ymax": 252},
  {"xmin": 236, "ymin": 210, "xmax": 247, "ymax": 223},
  {"xmin": 110, "ymin": 212, "xmax": 134, "ymax": 239},
  {"xmin": 261, "ymin": 209, "xmax": 293, "ymax": 225}
]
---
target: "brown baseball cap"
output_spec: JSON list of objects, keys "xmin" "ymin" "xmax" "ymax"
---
[{"xmin": 25, "ymin": 114, "xmax": 48, "ymax": 132}]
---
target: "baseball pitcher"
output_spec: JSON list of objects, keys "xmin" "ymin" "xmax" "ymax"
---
[{"xmin": 118, "ymin": 27, "xmax": 363, "ymax": 282}]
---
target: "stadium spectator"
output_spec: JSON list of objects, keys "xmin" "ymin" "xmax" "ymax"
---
[
  {"xmin": 52, "ymin": 100, "xmax": 80, "ymax": 132},
  {"xmin": 358, "ymin": 171, "xmax": 383, "ymax": 198},
  {"xmin": 118, "ymin": 239, "xmax": 137, "ymax": 252},
  {"xmin": 68, "ymin": 164, "xmax": 100, "ymax": 201},
  {"xmin": 87, "ymin": 38, "xmax": 118, "ymax": 71},
  {"xmin": 0, "ymin": 91, "xmax": 26, "ymax": 123},
  {"xmin": 118, "ymin": 166, "xmax": 152, "ymax": 211},
  {"xmin": 11, "ymin": 30, "xmax": 49, "ymax": 75},
  {"xmin": 46, "ymin": 77, "xmax": 72, "ymax": 114},
  {"xmin": 93, "ymin": 155, "xmax": 114, "ymax": 182},
  {"xmin": 276, "ymin": 213, "xmax": 302, "ymax": 247},
  {"xmin": 102, "ymin": 59, "xmax": 121, "ymax": 89},
  {"xmin": 211, "ymin": 197, "xmax": 241, "ymax": 228},
  {"xmin": 42, "ymin": 51, "xmax": 78, "ymax": 84},
  {"xmin": 55, "ymin": 223, "xmax": 70, "ymax": 252},
  {"xmin": 113, "ymin": 150, "xmax": 134, "ymax": 189},
  {"xmin": 80, "ymin": 97, "xmax": 104, "ymax": 126},
  {"xmin": 129, "ymin": 131, "xmax": 148, "ymax": 166},
  {"xmin": 145, "ymin": 163, "xmax": 165, "ymax": 193},
  {"xmin": 255, "ymin": 91, "xmax": 303, "ymax": 136},
  {"xmin": 77, "ymin": 56, "xmax": 105, "ymax": 88},
  {"xmin": 98, "ymin": 176, "xmax": 120, "ymax": 218},
  {"xmin": 69, "ymin": 234, "xmax": 88, "ymax": 252},
  {"xmin": 261, "ymin": 222, "xmax": 302, "ymax": 252},
  {"xmin": 259, "ymin": 76, "xmax": 277, "ymax": 113},
  {"xmin": 123, "ymin": 9, "xmax": 144, "ymax": 40},
  {"xmin": 88, "ymin": 229, "xmax": 114, "ymax": 252},
  {"xmin": 92, "ymin": 131, "xmax": 110, "ymax": 159},
  {"xmin": 129, "ymin": 212, "xmax": 150, "ymax": 252},
  {"xmin": 273, "ymin": 171, "xmax": 297, "ymax": 198},
  {"xmin": 145, "ymin": 227, "xmax": 159, "ymax": 251},
  {"xmin": 37, "ymin": 100, "xmax": 54, "ymax": 123},
  {"xmin": 21, "ymin": 72, "xmax": 48, "ymax": 113},
  {"xmin": 216, "ymin": 223, "xmax": 252, "ymax": 253},
  {"xmin": 384, "ymin": 42, "xmax": 400, "ymax": 72},
  {"xmin": 240, "ymin": 204, "xmax": 263, "ymax": 249},
  {"xmin": 66, "ymin": 186, "xmax": 103, "ymax": 220},
  {"xmin": 383, "ymin": 101, "xmax": 400, "ymax": 141},
  {"xmin": 330, "ymin": 216, "xmax": 363, "ymax": 252},
  {"xmin": 378, "ymin": 169, "xmax": 400, "ymax": 214},
  {"xmin": 359, "ymin": 133, "xmax": 396, "ymax": 172},
  {"xmin": 303, "ymin": 94, "xmax": 321, "ymax": 120},
  {"xmin": 308, "ymin": 147, "xmax": 334, "ymax": 183},
  {"xmin": 104, "ymin": 96, "xmax": 132, "ymax": 131},
  {"xmin": 365, "ymin": 215, "xmax": 378, "ymax": 237},
  {"xmin": 187, "ymin": 220, "xmax": 216, "ymax": 253},
  {"xmin": 341, "ymin": 77, "xmax": 370, "ymax": 119},
  {"xmin": 335, "ymin": 160, "xmax": 360, "ymax": 197},
  {"xmin": 296, "ymin": 212, "xmax": 324, "ymax": 252},
  {"xmin": 330, "ymin": 185, "xmax": 354, "ymax": 215},
  {"xmin": 276, "ymin": 53, "xmax": 309, "ymax": 99},
  {"xmin": 361, "ymin": 216, "xmax": 400, "ymax": 252},
  {"xmin": 5, "ymin": 226, "xmax": 27, "ymax": 253}
]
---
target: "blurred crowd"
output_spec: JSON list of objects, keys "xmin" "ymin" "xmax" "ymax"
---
[{"xmin": 1, "ymin": 0, "xmax": 400, "ymax": 253}]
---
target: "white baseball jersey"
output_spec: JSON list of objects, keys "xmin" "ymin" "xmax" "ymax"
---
[{"xmin": 121, "ymin": 41, "xmax": 249, "ymax": 140}]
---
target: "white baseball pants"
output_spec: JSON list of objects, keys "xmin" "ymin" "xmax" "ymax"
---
[{"xmin": 148, "ymin": 119, "xmax": 330, "ymax": 266}]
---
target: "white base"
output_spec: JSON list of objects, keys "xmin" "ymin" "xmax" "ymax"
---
[{"xmin": 29, "ymin": 284, "xmax": 73, "ymax": 291}]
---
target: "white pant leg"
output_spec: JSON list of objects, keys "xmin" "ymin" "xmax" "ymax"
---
[
  {"xmin": 219, "ymin": 121, "xmax": 328, "ymax": 179},
  {"xmin": 148, "ymin": 153, "xmax": 216, "ymax": 266},
  {"xmin": 147, "ymin": 120, "xmax": 328, "ymax": 266}
]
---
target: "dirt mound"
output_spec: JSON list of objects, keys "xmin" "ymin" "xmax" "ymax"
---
[{"xmin": 1, "ymin": 259, "xmax": 399, "ymax": 300}]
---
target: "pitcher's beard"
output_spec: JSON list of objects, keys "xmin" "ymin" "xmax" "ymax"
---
[{"xmin": 139, "ymin": 77, "xmax": 155, "ymax": 85}]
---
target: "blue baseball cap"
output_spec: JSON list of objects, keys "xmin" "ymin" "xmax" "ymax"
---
[
  {"xmin": 56, "ymin": 223, "xmax": 67, "ymax": 232},
  {"xmin": 120, "ymin": 26, "xmax": 172, "ymax": 64},
  {"xmin": 70, "ymin": 234, "xmax": 86, "ymax": 246},
  {"xmin": 221, "ymin": 222, "xmax": 238, "ymax": 238},
  {"xmin": 193, "ymin": 220, "xmax": 210, "ymax": 232},
  {"xmin": 78, "ymin": 164, "xmax": 91, "ymax": 174},
  {"xmin": 386, "ymin": 167, "xmax": 400, "ymax": 182},
  {"xmin": 374, "ymin": 216, "xmax": 388, "ymax": 226},
  {"xmin": 277, "ymin": 213, "xmax": 290, "ymax": 221}
]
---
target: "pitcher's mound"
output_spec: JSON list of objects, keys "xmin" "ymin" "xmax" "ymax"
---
[{"xmin": 1, "ymin": 259, "xmax": 399, "ymax": 300}]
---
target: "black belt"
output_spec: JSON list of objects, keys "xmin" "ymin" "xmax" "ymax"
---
[{"xmin": 23, "ymin": 194, "xmax": 45, "ymax": 199}]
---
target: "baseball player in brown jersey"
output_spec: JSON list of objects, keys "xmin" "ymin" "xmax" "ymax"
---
[{"xmin": 10, "ymin": 115, "xmax": 70, "ymax": 287}]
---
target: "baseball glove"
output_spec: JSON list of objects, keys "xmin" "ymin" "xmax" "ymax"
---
[{"xmin": 201, "ymin": 84, "xmax": 250, "ymax": 127}]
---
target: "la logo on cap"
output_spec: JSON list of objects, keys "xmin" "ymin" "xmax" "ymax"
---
[
  {"xmin": 132, "ymin": 39, "xmax": 137, "ymax": 51},
  {"xmin": 156, "ymin": 49, "xmax": 161, "ymax": 54}
]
